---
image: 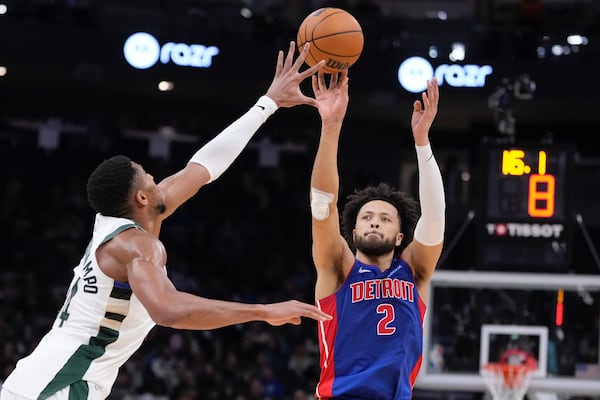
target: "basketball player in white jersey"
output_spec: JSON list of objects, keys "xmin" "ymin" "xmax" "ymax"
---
[{"xmin": 0, "ymin": 42, "xmax": 331, "ymax": 400}]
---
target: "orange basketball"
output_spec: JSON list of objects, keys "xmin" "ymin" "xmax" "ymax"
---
[{"xmin": 297, "ymin": 8, "xmax": 364, "ymax": 74}]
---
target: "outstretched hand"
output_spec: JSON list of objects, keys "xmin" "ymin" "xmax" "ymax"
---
[
  {"xmin": 411, "ymin": 77, "xmax": 439, "ymax": 145},
  {"xmin": 265, "ymin": 41, "xmax": 325, "ymax": 108},
  {"xmin": 312, "ymin": 70, "xmax": 350, "ymax": 126},
  {"xmin": 263, "ymin": 300, "xmax": 332, "ymax": 326}
]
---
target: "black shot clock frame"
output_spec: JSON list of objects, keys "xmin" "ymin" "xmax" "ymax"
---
[{"xmin": 477, "ymin": 138, "xmax": 575, "ymax": 271}]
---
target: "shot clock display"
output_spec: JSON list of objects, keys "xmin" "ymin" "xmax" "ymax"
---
[{"xmin": 478, "ymin": 140, "xmax": 574, "ymax": 270}]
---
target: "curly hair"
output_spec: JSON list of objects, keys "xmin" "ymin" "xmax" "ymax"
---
[
  {"xmin": 340, "ymin": 182, "xmax": 419, "ymax": 258},
  {"xmin": 86, "ymin": 155, "xmax": 136, "ymax": 218}
]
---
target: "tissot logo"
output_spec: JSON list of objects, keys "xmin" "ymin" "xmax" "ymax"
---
[
  {"xmin": 397, "ymin": 56, "xmax": 493, "ymax": 93},
  {"xmin": 486, "ymin": 223, "xmax": 564, "ymax": 238},
  {"xmin": 123, "ymin": 32, "xmax": 220, "ymax": 70}
]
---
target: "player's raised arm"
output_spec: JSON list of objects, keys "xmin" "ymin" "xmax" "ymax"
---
[
  {"xmin": 157, "ymin": 42, "xmax": 324, "ymax": 220},
  {"xmin": 309, "ymin": 70, "xmax": 355, "ymax": 299},
  {"xmin": 403, "ymin": 78, "xmax": 446, "ymax": 296}
]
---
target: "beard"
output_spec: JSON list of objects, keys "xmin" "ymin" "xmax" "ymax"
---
[
  {"xmin": 156, "ymin": 203, "xmax": 167, "ymax": 214},
  {"xmin": 354, "ymin": 235, "xmax": 397, "ymax": 257}
]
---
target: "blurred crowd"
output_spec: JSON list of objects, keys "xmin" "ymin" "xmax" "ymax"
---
[
  {"xmin": 0, "ymin": 115, "xmax": 598, "ymax": 400},
  {"xmin": 0, "ymin": 124, "xmax": 327, "ymax": 400}
]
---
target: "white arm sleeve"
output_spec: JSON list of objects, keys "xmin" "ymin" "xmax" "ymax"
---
[
  {"xmin": 189, "ymin": 95, "xmax": 278, "ymax": 182},
  {"xmin": 413, "ymin": 143, "xmax": 446, "ymax": 245}
]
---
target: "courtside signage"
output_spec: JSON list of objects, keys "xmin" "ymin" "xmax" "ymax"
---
[
  {"xmin": 398, "ymin": 56, "xmax": 493, "ymax": 93},
  {"xmin": 123, "ymin": 32, "xmax": 220, "ymax": 70}
]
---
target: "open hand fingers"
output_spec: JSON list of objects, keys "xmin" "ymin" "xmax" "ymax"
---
[
  {"xmin": 317, "ymin": 70, "xmax": 327, "ymax": 91},
  {"xmin": 413, "ymin": 100, "xmax": 423, "ymax": 113},
  {"xmin": 338, "ymin": 70, "xmax": 349, "ymax": 88},
  {"xmin": 292, "ymin": 42, "xmax": 310, "ymax": 70},
  {"xmin": 289, "ymin": 301, "xmax": 332, "ymax": 322},
  {"xmin": 421, "ymin": 90, "xmax": 430, "ymax": 110},
  {"xmin": 301, "ymin": 303, "xmax": 332, "ymax": 321},
  {"xmin": 329, "ymin": 72, "xmax": 338, "ymax": 87},
  {"xmin": 428, "ymin": 77, "xmax": 439, "ymax": 105},
  {"xmin": 283, "ymin": 41, "xmax": 296, "ymax": 71},
  {"xmin": 274, "ymin": 50, "xmax": 284, "ymax": 77},
  {"xmin": 300, "ymin": 59, "xmax": 325, "ymax": 80},
  {"xmin": 329, "ymin": 70, "xmax": 349, "ymax": 89},
  {"xmin": 424, "ymin": 78, "xmax": 439, "ymax": 110}
]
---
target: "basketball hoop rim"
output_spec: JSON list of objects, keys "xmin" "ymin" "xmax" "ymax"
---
[
  {"xmin": 482, "ymin": 362, "xmax": 534, "ymax": 373},
  {"xmin": 481, "ymin": 362, "xmax": 534, "ymax": 391}
]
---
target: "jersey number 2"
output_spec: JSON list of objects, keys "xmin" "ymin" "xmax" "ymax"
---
[{"xmin": 376, "ymin": 303, "xmax": 396, "ymax": 335}]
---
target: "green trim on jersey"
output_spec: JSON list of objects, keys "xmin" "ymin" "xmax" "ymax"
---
[
  {"xmin": 68, "ymin": 380, "xmax": 89, "ymax": 400},
  {"xmin": 101, "ymin": 223, "xmax": 138, "ymax": 244},
  {"xmin": 38, "ymin": 326, "xmax": 118, "ymax": 399},
  {"xmin": 39, "ymin": 221, "xmax": 140, "ymax": 399}
]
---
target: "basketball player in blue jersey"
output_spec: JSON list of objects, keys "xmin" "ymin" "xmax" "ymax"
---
[
  {"xmin": 309, "ymin": 71, "xmax": 444, "ymax": 399},
  {"xmin": 0, "ymin": 42, "xmax": 332, "ymax": 400}
]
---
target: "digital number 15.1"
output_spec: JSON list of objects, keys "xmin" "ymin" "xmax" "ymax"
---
[{"xmin": 502, "ymin": 149, "xmax": 555, "ymax": 218}]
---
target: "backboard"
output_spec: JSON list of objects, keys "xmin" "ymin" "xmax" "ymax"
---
[
  {"xmin": 416, "ymin": 270, "xmax": 600, "ymax": 396},
  {"xmin": 480, "ymin": 324, "xmax": 548, "ymax": 378}
]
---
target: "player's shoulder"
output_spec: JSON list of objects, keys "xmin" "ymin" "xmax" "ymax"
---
[{"xmin": 104, "ymin": 227, "xmax": 162, "ymax": 258}]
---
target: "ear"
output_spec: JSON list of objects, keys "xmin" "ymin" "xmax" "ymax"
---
[
  {"xmin": 134, "ymin": 190, "xmax": 149, "ymax": 207},
  {"xmin": 352, "ymin": 229, "xmax": 356, "ymax": 241},
  {"xmin": 395, "ymin": 232, "xmax": 404, "ymax": 247}
]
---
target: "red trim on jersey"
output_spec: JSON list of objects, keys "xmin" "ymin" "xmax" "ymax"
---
[
  {"xmin": 418, "ymin": 296, "xmax": 427, "ymax": 323},
  {"xmin": 410, "ymin": 354, "xmax": 423, "ymax": 388},
  {"xmin": 315, "ymin": 296, "xmax": 338, "ymax": 399},
  {"xmin": 409, "ymin": 294, "xmax": 427, "ymax": 387}
]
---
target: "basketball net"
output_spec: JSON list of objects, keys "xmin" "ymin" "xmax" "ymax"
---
[{"xmin": 481, "ymin": 362, "xmax": 533, "ymax": 400}]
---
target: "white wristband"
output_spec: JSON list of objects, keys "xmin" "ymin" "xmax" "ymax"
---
[
  {"xmin": 252, "ymin": 95, "xmax": 278, "ymax": 122},
  {"xmin": 414, "ymin": 143, "xmax": 446, "ymax": 245},
  {"xmin": 415, "ymin": 142, "xmax": 434, "ymax": 162},
  {"xmin": 189, "ymin": 96, "xmax": 278, "ymax": 182}
]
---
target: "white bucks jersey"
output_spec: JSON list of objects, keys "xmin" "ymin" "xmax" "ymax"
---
[{"xmin": 3, "ymin": 214, "xmax": 156, "ymax": 399}]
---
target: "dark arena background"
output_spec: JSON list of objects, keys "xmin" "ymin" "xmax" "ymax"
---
[{"xmin": 1, "ymin": 1, "xmax": 600, "ymax": 399}]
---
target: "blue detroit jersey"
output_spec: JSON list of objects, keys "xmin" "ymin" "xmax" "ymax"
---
[{"xmin": 315, "ymin": 258, "xmax": 426, "ymax": 400}]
